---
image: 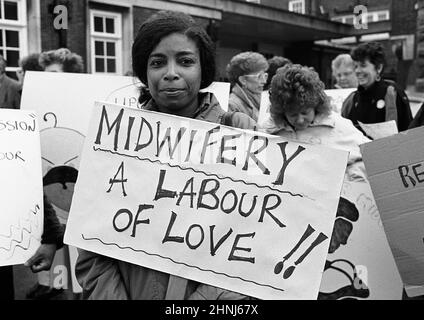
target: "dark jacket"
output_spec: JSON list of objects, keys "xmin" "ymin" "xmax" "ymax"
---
[
  {"xmin": 75, "ymin": 93, "xmax": 256, "ymax": 300},
  {"xmin": 341, "ymin": 80, "xmax": 412, "ymax": 132},
  {"xmin": 409, "ymin": 103, "xmax": 424, "ymax": 129},
  {"xmin": 42, "ymin": 196, "xmax": 65, "ymax": 248},
  {"xmin": 0, "ymin": 75, "xmax": 21, "ymax": 109}
]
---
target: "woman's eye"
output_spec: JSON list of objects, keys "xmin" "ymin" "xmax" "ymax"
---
[
  {"xmin": 149, "ymin": 59, "xmax": 164, "ymax": 67},
  {"xmin": 179, "ymin": 57, "xmax": 195, "ymax": 65}
]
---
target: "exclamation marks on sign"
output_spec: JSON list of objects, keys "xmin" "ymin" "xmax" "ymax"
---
[{"xmin": 274, "ymin": 224, "xmax": 328, "ymax": 279}]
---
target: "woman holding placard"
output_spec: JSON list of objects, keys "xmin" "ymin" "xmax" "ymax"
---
[{"xmin": 75, "ymin": 10, "xmax": 255, "ymax": 300}]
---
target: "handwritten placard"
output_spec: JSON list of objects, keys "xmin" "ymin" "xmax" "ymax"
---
[
  {"xmin": 20, "ymin": 72, "xmax": 230, "ymax": 292},
  {"xmin": 0, "ymin": 109, "xmax": 43, "ymax": 267},
  {"xmin": 361, "ymin": 126, "xmax": 424, "ymax": 297},
  {"xmin": 65, "ymin": 101, "xmax": 349, "ymax": 300},
  {"xmin": 318, "ymin": 179, "xmax": 403, "ymax": 300}
]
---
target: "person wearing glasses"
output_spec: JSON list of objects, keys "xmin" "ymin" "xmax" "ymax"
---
[{"xmin": 226, "ymin": 51, "xmax": 268, "ymax": 121}]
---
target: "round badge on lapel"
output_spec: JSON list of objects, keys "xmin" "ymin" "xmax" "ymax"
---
[{"xmin": 376, "ymin": 100, "xmax": 385, "ymax": 109}]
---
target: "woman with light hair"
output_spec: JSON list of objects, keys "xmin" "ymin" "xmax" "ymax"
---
[
  {"xmin": 331, "ymin": 54, "xmax": 358, "ymax": 89},
  {"xmin": 226, "ymin": 51, "xmax": 268, "ymax": 121}
]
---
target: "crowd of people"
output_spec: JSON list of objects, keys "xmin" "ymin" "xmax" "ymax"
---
[{"xmin": 1, "ymin": 9, "xmax": 423, "ymax": 300}]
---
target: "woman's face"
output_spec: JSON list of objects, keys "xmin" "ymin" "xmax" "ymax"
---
[
  {"xmin": 240, "ymin": 70, "xmax": 268, "ymax": 94},
  {"xmin": 45, "ymin": 63, "xmax": 64, "ymax": 73},
  {"xmin": 334, "ymin": 63, "xmax": 357, "ymax": 89},
  {"xmin": 285, "ymin": 107, "xmax": 316, "ymax": 131},
  {"xmin": 147, "ymin": 33, "xmax": 202, "ymax": 116},
  {"xmin": 354, "ymin": 58, "xmax": 382, "ymax": 89}
]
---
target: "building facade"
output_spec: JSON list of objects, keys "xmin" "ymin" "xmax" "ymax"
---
[{"xmin": 0, "ymin": 0, "xmax": 419, "ymax": 89}]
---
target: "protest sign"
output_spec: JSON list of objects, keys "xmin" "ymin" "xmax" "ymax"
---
[
  {"xmin": 65, "ymin": 101, "xmax": 349, "ymax": 300},
  {"xmin": 361, "ymin": 126, "xmax": 424, "ymax": 297},
  {"xmin": 318, "ymin": 178, "xmax": 403, "ymax": 299},
  {"xmin": 20, "ymin": 72, "xmax": 230, "ymax": 292},
  {"xmin": 0, "ymin": 109, "xmax": 43, "ymax": 267},
  {"xmin": 325, "ymin": 88, "xmax": 355, "ymax": 114},
  {"xmin": 358, "ymin": 120, "xmax": 398, "ymax": 140}
]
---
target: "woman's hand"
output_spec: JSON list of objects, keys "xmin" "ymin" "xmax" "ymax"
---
[{"xmin": 24, "ymin": 243, "xmax": 58, "ymax": 273}]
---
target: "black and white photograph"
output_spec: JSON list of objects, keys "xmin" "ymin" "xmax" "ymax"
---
[{"xmin": 0, "ymin": 0, "xmax": 423, "ymax": 313}]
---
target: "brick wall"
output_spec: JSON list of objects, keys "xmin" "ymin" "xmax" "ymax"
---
[
  {"xmin": 392, "ymin": 0, "xmax": 417, "ymax": 35},
  {"xmin": 40, "ymin": 0, "xmax": 87, "ymax": 72},
  {"xmin": 133, "ymin": 7, "xmax": 211, "ymax": 39}
]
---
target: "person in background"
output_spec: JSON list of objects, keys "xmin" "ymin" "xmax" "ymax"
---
[
  {"xmin": 226, "ymin": 51, "xmax": 268, "ymax": 121},
  {"xmin": 39, "ymin": 48, "xmax": 84, "ymax": 73},
  {"xmin": 16, "ymin": 53, "xmax": 44, "ymax": 86},
  {"xmin": 331, "ymin": 54, "xmax": 358, "ymax": 89},
  {"xmin": 25, "ymin": 47, "xmax": 85, "ymax": 300},
  {"xmin": 75, "ymin": 10, "xmax": 255, "ymax": 300},
  {"xmin": 0, "ymin": 55, "xmax": 21, "ymax": 109},
  {"xmin": 341, "ymin": 42, "xmax": 413, "ymax": 133},
  {"xmin": 264, "ymin": 56, "xmax": 292, "ymax": 91},
  {"xmin": 262, "ymin": 64, "xmax": 369, "ymax": 182}
]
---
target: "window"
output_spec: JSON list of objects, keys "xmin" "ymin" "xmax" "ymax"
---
[
  {"xmin": 374, "ymin": 10, "xmax": 390, "ymax": 22},
  {"xmin": 0, "ymin": 0, "xmax": 27, "ymax": 74},
  {"xmin": 289, "ymin": 0, "xmax": 305, "ymax": 14},
  {"xmin": 90, "ymin": 10, "xmax": 122, "ymax": 74},
  {"xmin": 333, "ymin": 10, "xmax": 390, "ymax": 26},
  {"xmin": 344, "ymin": 16, "xmax": 354, "ymax": 25}
]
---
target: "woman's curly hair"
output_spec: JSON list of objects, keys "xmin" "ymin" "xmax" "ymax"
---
[
  {"xmin": 39, "ymin": 48, "xmax": 84, "ymax": 73},
  {"xmin": 351, "ymin": 41, "xmax": 385, "ymax": 71},
  {"xmin": 269, "ymin": 64, "xmax": 331, "ymax": 125}
]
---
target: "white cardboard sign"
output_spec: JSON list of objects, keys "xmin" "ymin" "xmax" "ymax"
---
[
  {"xmin": 0, "ymin": 109, "xmax": 43, "ymax": 266},
  {"xmin": 65, "ymin": 101, "xmax": 349, "ymax": 300}
]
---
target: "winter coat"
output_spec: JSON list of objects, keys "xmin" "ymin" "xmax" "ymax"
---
[
  {"xmin": 42, "ymin": 196, "xmax": 65, "ymax": 248},
  {"xmin": 341, "ymin": 80, "xmax": 412, "ymax": 132},
  {"xmin": 75, "ymin": 92, "xmax": 256, "ymax": 300},
  {"xmin": 261, "ymin": 111, "xmax": 370, "ymax": 182},
  {"xmin": 409, "ymin": 102, "xmax": 424, "ymax": 129},
  {"xmin": 228, "ymin": 84, "xmax": 261, "ymax": 121},
  {"xmin": 0, "ymin": 75, "xmax": 21, "ymax": 109}
]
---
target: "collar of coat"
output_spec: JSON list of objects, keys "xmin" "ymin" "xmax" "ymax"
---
[
  {"xmin": 141, "ymin": 92, "xmax": 225, "ymax": 123},
  {"xmin": 232, "ymin": 83, "xmax": 261, "ymax": 111},
  {"xmin": 262, "ymin": 111, "xmax": 336, "ymax": 135}
]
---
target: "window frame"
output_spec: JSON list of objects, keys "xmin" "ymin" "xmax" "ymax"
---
[
  {"xmin": 89, "ymin": 9, "xmax": 122, "ymax": 75},
  {"xmin": 331, "ymin": 10, "xmax": 390, "ymax": 25},
  {"xmin": 288, "ymin": 0, "xmax": 305, "ymax": 15},
  {"xmin": 0, "ymin": 0, "xmax": 27, "ymax": 73}
]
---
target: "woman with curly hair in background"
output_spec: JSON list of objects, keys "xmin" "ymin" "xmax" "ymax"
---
[
  {"xmin": 226, "ymin": 51, "xmax": 268, "ymax": 121},
  {"xmin": 39, "ymin": 48, "xmax": 84, "ymax": 73},
  {"xmin": 261, "ymin": 64, "xmax": 369, "ymax": 181}
]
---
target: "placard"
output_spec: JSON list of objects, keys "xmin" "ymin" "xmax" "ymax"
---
[
  {"xmin": 0, "ymin": 109, "xmax": 43, "ymax": 266},
  {"xmin": 65, "ymin": 101, "xmax": 349, "ymax": 300}
]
